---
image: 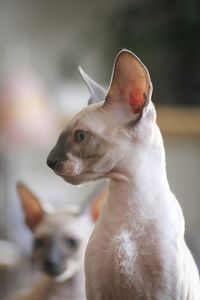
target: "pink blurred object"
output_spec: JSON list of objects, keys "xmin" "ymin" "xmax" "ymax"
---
[{"xmin": 0, "ymin": 71, "xmax": 59, "ymax": 149}]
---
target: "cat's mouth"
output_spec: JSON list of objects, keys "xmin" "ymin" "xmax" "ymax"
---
[
  {"xmin": 52, "ymin": 161, "xmax": 128, "ymax": 184},
  {"xmin": 54, "ymin": 260, "xmax": 82, "ymax": 282},
  {"xmin": 62, "ymin": 171, "xmax": 104, "ymax": 185},
  {"xmin": 49, "ymin": 158, "xmax": 104, "ymax": 185},
  {"xmin": 54, "ymin": 169, "xmax": 102, "ymax": 185}
]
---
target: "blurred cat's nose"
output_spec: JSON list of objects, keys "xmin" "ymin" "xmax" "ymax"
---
[
  {"xmin": 47, "ymin": 158, "xmax": 58, "ymax": 169},
  {"xmin": 44, "ymin": 258, "xmax": 61, "ymax": 276}
]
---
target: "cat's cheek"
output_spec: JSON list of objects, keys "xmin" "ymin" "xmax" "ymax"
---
[{"xmin": 63, "ymin": 159, "xmax": 83, "ymax": 177}]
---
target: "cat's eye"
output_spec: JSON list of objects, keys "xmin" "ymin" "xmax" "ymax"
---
[
  {"xmin": 65, "ymin": 237, "xmax": 79, "ymax": 249},
  {"xmin": 74, "ymin": 130, "xmax": 88, "ymax": 144},
  {"xmin": 34, "ymin": 237, "xmax": 44, "ymax": 248}
]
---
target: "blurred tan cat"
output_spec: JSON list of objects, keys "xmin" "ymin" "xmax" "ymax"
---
[{"xmin": 10, "ymin": 182, "xmax": 106, "ymax": 300}]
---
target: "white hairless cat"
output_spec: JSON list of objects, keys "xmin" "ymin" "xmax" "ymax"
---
[{"xmin": 47, "ymin": 50, "xmax": 200, "ymax": 299}]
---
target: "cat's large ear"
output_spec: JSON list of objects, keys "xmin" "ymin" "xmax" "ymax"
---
[
  {"xmin": 104, "ymin": 50, "xmax": 152, "ymax": 119},
  {"xmin": 17, "ymin": 182, "xmax": 44, "ymax": 231},
  {"xmin": 79, "ymin": 67, "xmax": 107, "ymax": 105}
]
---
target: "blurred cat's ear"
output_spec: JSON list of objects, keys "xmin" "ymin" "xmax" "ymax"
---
[
  {"xmin": 79, "ymin": 67, "xmax": 107, "ymax": 105},
  {"xmin": 91, "ymin": 187, "xmax": 108, "ymax": 222},
  {"xmin": 78, "ymin": 183, "xmax": 108, "ymax": 222},
  {"xmin": 17, "ymin": 182, "xmax": 44, "ymax": 231}
]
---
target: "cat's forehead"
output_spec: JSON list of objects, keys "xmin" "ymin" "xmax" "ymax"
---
[
  {"xmin": 69, "ymin": 104, "xmax": 105, "ymax": 133},
  {"xmin": 69, "ymin": 102, "xmax": 118, "ymax": 136},
  {"xmin": 35, "ymin": 213, "xmax": 76, "ymax": 234},
  {"xmin": 35, "ymin": 213, "xmax": 88, "ymax": 239}
]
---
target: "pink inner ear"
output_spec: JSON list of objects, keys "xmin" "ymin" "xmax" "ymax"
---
[
  {"xmin": 26, "ymin": 209, "xmax": 42, "ymax": 229},
  {"xmin": 128, "ymin": 89, "xmax": 145, "ymax": 113}
]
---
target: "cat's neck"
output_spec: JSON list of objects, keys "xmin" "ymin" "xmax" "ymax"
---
[{"xmin": 106, "ymin": 127, "xmax": 173, "ymax": 223}]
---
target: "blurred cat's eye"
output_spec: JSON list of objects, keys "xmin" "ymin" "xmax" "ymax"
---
[
  {"xmin": 34, "ymin": 237, "xmax": 45, "ymax": 248},
  {"xmin": 74, "ymin": 130, "xmax": 88, "ymax": 144},
  {"xmin": 65, "ymin": 237, "xmax": 79, "ymax": 249}
]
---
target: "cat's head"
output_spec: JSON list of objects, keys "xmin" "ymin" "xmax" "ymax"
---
[
  {"xmin": 47, "ymin": 50, "xmax": 156, "ymax": 185},
  {"xmin": 17, "ymin": 182, "xmax": 106, "ymax": 282}
]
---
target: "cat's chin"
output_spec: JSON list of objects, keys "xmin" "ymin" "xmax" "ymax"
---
[{"xmin": 61, "ymin": 172, "xmax": 104, "ymax": 185}]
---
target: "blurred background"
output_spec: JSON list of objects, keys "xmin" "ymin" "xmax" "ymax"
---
[{"xmin": 0, "ymin": 0, "xmax": 199, "ymax": 299}]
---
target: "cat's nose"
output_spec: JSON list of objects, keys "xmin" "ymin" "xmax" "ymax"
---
[
  {"xmin": 47, "ymin": 149, "xmax": 59, "ymax": 169},
  {"xmin": 47, "ymin": 158, "xmax": 58, "ymax": 169},
  {"xmin": 44, "ymin": 258, "xmax": 61, "ymax": 276}
]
